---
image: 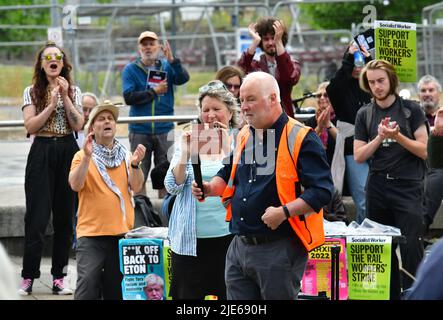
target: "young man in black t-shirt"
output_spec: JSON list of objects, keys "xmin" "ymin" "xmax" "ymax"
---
[{"xmin": 354, "ymin": 60, "xmax": 429, "ymax": 297}]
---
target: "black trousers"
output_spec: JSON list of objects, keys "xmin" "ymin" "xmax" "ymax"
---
[
  {"xmin": 21, "ymin": 135, "xmax": 78, "ymax": 279},
  {"xmin": 128, "ymin": 132, "xmax": 173, "ymax": 186},
  {"xmin": 366, "ymin": 174, "xmax": 425, "ymax": 295},
  {"xmin": 170, "ymin": 234, "xmax": 233, "ymax": 300}
]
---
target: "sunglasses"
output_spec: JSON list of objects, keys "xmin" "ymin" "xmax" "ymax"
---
[
  {"xmin": 224, "ymin": 83, "xmax": 241, "ymax": 90},
  {"xmin": 199, "ymin": 80, "xmax": 228, "ymax": 94},
  {"xmin": 41, "ymin": 53, "xmax": 64, "ymax": 61},
  {"xmin": 316, "ymin": 93, "xmax": 328, "ymax": 99}
]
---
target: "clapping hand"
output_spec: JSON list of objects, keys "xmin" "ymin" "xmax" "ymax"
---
[
  {"xmin": 433, "ymin": 107, "xmax": 443, "ymax": 135},
  {"xmin": 131, "ymin": 144, "xmax": 146, "ymax": 165},
  {"xmin": 273, "ymin": 20, "xmax": 285, "ymax": 44},
  {"xmin": 49, "ymin": 86, "xmax": 60, "ymax": 110},
  {"xmin": 378, "ymin": 117, "xmax": 399, "ymax": 140},
  {"xmin": 248, "ymin": 23, "xmax": 261, "ymax": 45},
  {"xmin": 316, "ymin": 106, "xmax": 332, "ymax": 130},
  {"xmin": 56, "ymin": 76, "xmax": 69, "ymax": 98},
  {"xmin": 83, "ymin": 132, "xmax": 94, "ymax": 157},
  {"xmin": 162, "ymin": 40, "xmax": 174, "ymax": 63}
]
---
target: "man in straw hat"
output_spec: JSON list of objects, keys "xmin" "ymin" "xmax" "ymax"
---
[{"xmin": 69, "ymin": 101, "xmax": 146, "ymax": 300}]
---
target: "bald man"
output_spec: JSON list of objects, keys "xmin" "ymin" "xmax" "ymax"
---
[
  {"xmin": 76, "ymin": 92, "xmax": 99, "ymax": 148},
  {"xmin": 191, "ymin": 71, "xmax": 333, "ymax": 300}
]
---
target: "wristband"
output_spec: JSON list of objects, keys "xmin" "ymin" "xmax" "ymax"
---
[
  {"xmin": 131, "ymin": 161, "xmax": 142, "ymax": 169},
  {"xmin": 283, "ymin": 205, "xmax": 291, "ymax": 219}
]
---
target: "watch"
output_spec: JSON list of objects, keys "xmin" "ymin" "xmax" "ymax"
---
[
  {"xmin": 283, "ymin": 205, "xmax": 291, "ymax": 219},
  {"xmin": 131, "ymin": 161, "xmax": 141, "ymax": 169}
]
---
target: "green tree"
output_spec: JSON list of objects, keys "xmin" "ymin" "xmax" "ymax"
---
[
  {"xmin": 300, "ymin": 1, "xmax": 439, "ymax": 30},
  {"xmin": 0, "ymin": 0, "xmax": 49, "ymax": 42},
  {"xmin": 0, "ymin": 0, "xmax": 115, "ymax": 58}
]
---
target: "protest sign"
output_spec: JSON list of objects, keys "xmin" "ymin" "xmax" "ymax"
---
[
  {"xmin": 375, "ymin": 20, "xmax": 417, "ymax": 82},
  {"xmin": 346, "ymin": 235, "xmax": 392, "ymax": 300},
  {"xmin": 302, "ymin": 237, "xmax": 348, "ymax": 300},
  {"xmin": 119, "ymin": 238, "xmax": 171, "ymax": 300}
]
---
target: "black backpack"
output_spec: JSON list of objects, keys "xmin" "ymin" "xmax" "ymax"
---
[{"xmin": 133, "ymin": 194, "xmax": 167, "ymax": 228}]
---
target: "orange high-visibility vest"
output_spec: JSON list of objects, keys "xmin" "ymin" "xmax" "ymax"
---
[{"xmin": 221, "ymin": 117, "xmax": 325, "ymax": 252}]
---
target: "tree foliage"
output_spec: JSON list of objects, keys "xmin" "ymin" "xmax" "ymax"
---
[
  {"xmin": 300, "ymin": 0, "xmax": 439, "ymax": 30},
  {"xmin": 0, "ymin": 0, "xmax": 49, "ymax": 43}
]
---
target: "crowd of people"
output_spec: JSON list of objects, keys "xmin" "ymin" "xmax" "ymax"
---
[{"xmin": 3, "ymin": 15, "xmax": 443, "ymax": 301}]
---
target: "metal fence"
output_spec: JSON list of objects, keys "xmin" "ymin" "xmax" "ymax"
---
[
  {"xmin": 1, "ymin": 1, "xmax": 443, "ymax": 99},
  {"xmin": 0, "ymin": 114, "xmax": 313, "ymax": 129},
  {"xmin": 0, "ymin": 1, "xmax": 371, "ymax": 97}
]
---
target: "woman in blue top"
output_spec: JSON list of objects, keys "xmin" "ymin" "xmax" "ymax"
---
[{"xmin": 164, "ymin": 80, "xmax": 240, "ymax": 300}]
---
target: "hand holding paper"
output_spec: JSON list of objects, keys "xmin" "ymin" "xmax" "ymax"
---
[
  {"xmin": 154, "ymin": 80, "xmax": 168, "ymax": 95},
  {"xmin": 147, "ymin": 70, "xmax": 167, "ymax": 96}
]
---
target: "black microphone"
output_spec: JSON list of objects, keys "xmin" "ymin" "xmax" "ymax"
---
[
  {"xmin": 292, "ymin": 91, "xmax": 318, "ymax": 104},
  {"xmin": 191, "ymin": 119, "xmax": 205, "ymax": 202},
  {"xmin": 192, "ymin": 155, "xmax": 205, "ymax": 202}
]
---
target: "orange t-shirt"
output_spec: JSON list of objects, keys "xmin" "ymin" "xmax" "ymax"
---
[{"xmin": 71, "ymin": 150, "xmax": 135, "ymax": 239}]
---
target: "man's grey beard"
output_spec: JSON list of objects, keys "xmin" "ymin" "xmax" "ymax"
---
[{"xmin": 422, "ymin": 101, "xmax": 439, "ymax": 115}]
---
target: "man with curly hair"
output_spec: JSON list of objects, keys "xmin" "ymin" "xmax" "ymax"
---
[{"xmin": 237, "ymin": 17, "xmax": 301, "ymax": 118}]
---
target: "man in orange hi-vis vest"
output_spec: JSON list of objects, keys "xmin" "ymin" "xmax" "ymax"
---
[{"xmin": 191, "ymin": 71, "xmax": 333, "ymax": 300}]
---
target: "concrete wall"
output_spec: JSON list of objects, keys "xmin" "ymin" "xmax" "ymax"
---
[{"xmin": 2, "ymin": 198, "xmax": 443, "ymax": 256}]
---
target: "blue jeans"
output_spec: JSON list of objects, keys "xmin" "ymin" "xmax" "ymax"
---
[{"xmin": 345, "ymin": 155, "xmax": 369, "ymax": 224}]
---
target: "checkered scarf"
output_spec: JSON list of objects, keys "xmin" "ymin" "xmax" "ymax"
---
[{"xmin": 91, "ymin": 139, "xmax": 132, "ymax": 220}]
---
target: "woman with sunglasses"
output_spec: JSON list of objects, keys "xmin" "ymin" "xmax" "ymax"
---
[
  {"xmin": 215, "ymin": 65, "xmax": 245, "ymax": 100},
  {"xmin": 18, "ymin": 41, "xmax": 83, "ymax": 296},
  {"xmin": 215, "ymin": 66, "xmax": 245, "ymax": 128},
  {"xmin": 164, "ymin": 80, "xmax": 240, "ymax": 299},
  {"xmin": 305, "ymin": 82, "xmax": 348, "ymax": 224},
  {"xmin": 305, "ymin": 81, "xmax": 337, "ymax": 164}
]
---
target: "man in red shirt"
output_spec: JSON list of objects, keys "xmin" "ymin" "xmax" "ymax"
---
[{"xmin": 237, "ymin": 17, "xmax": 301, "ymax": 118}]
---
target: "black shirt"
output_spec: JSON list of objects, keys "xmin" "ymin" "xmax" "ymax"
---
[
  {"xmin": 326, "ymin": 52, "xmax": 372, "ymax": 155},
  {"xmin": 354, "ymin": 97, "xmax": 427, "ymax": 180}
]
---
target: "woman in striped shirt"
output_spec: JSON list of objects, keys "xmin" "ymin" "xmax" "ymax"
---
[{"xmin": 164, "ymin": 80, "xmax": 240, "ymax": 299}]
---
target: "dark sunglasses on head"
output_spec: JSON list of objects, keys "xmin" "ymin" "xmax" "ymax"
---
[
  {"xmin": 224, "ymin": 83, "xmax": 241, "ymax": 90},
  {"xmin": 316, "ymin": 92, "xmax": 328, "ymax": 99},
  {"xmin": 41, "ymin": 53, "xmax": 64, "ymax": 61}
]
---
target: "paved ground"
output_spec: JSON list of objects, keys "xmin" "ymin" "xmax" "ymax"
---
[
  {"xmin": 9, "ymin": 256, "xmax": 77, "ymax": 300},
  {"xmin": 0, "ymin": 136, "xmax": 162, "ymax": 300}
]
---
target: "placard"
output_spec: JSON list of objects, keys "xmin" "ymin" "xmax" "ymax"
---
[
  {"xmin": 119, "ymin": 238, "xmax": 171, "ymax": 300},
  {"xmin": 346, "ymin": 235, "xmax": 392, "ymax": 300},
  {"xmin": 375, "ymin": 20, "xmax": 417, "ymax": 82}
]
